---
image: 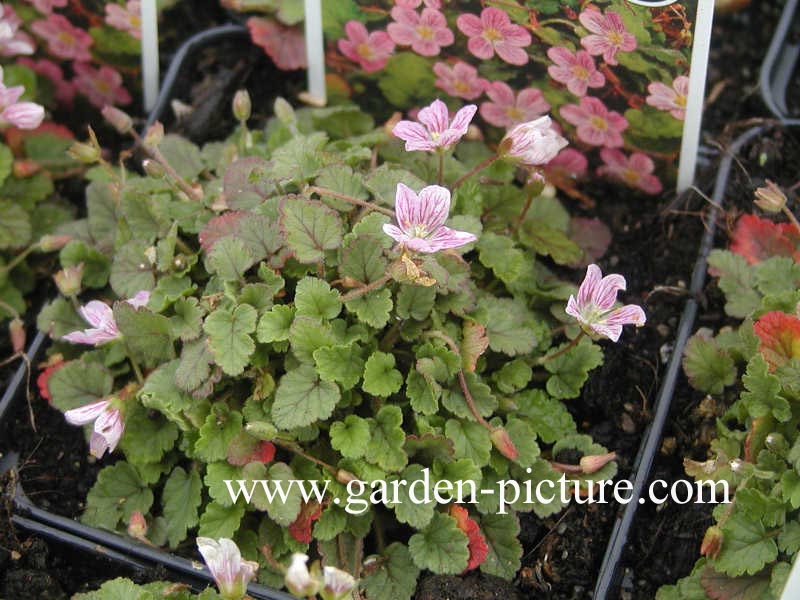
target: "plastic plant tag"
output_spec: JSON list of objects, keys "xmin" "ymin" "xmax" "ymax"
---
[
  {"xmin": 310, "ymin": 0, "xmax": 714, "ymax": 195},
  {"xmin": 141, "ymin": 0, "xmax": 159, "ymax": 111}
]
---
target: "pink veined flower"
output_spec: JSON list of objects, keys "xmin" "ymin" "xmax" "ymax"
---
[
  {"xmin": 105, "ymin": 1, "xmax": 142, "ymax": 40},
  {"xmin": 597, "ymin": 148, "xmax": 663, "ymax": 194},
  {"xmin": 197, "ymin": 538, "xmax": 259, "ymax": 600},
  {"xmin": 18, "ymin": 57, "xmax": 75, "ymax": 105},
  {"xmin": 285, "ymin": 554, "xmax": 318, "ymax": 597},
  {"xmin": 547, "ymin": 46, "xmax": 605, "ymax": 97},
  {"xmin": 646, "ymin": 75, "xmax": 689, "ymax": 120},
  {"xmin": 480, "ymin": 81, "xmax": 550, "ymax": 128},
  {"xmin": 72, "ymin": 63, "xmax": 132, "ymax": 108},
  {"xmin": 546, "ymin": 148, "xmax": 589, "ymax": 179},
  {"xmin": 0, "ymin": 5, "xmax": 35, "ymax": 56},
  {"xmin": 0, "ymin": 67, "xmax": 44, "ymax": 129},
  {"xmin": 383, "ymin": 183, "xmax": 477, "ymax": 253},
  {"xmin": 387, "ymin": 7, "xmax": 453, "ymax": 57},
  {"xmin": 25, "ymin": 0, "xmax": 68, "ymax": 14},
  {"xmin": 31, "ymin": 14, "xmax": 93, "ymax": 61},
  {"xmin": 499, "ymin": 115, "xmax": 568, "ymax": 167},
  {"xmin": 456, "ymin": 7, "xmax": 532, "ymax": 66},
  {"xmin": 337, "ymin": 20, "xmax": 395, "ymax": 73},
  {"xmin": 392, "ymin": 98, "xmax": 477, "ymax": 152},
  {"xmin": 566, "ymin": 264, "xmax": 646, "ymax": 342},
  {"xmin": 560, "ymin": 96, "xmax": 628, "ymax": 147},
  {"xmin": 64, "ymin": 399, "xmax": 124, "ymax": 458},
  {"xmin": 247, "ymin": 17, "xmax": 307, "ymax": 70},
  {"xmin": 62, "ymin": 291, "xmax": 150, "ymax": 345},
  {"xmin": 433, "ymin": 60, "xmax": 488, "ymax": 101},
  {"xmin": 579, "ymin": 9, "xmax": 637, "ymax": 66}
]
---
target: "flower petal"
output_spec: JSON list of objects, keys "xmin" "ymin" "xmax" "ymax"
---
[
  {"xmin": 394, "ymin": 183, "xmax": 417, "ymax": 230},
  {"xmin": 424, "ymin": 225, "xmax": 477, "ymax": 252},
  {"xmin": 416, "ymin": 185, "xmax": 451, "ymax": 230},
  {"xmin": 80, "ymin": 300, "xmax": 113, "ymax": 328},
  {"xmin": 417, "ymin": 98, "xmax": 450, "ymax": 134},
  {"xmin": 64, "ymin": 399, "xmax": 109, "ymax": 425}
]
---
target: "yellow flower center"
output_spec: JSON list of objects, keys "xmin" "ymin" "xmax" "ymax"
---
[
  {"xmin": 505, "ymin": 106, "xmax": 523, "ymax": 120},
  {"xmin": 417, "ymin": 25, "xmax": 434, "ymax": 40},
  {"xmin": 57, "ymin": 31, "xmax": 74, "ymax": 46},
  {"xmin": 572, "ymin": 65, "xmax": 589, "ymax": 80},
  {"xmin": 484, "ymin": 27, "xmax": 502, "ymax": 42},
  {"xmin": 590, "ymin": 115, "xmax": 608, "ymax": 131},
  {"xmin": 675, "ymin": 94, "xmax": 687, "ymax": 108},
  {"xmin": 94, "ymin": 79, "xmax": 112, "ymax": 95},
  {"xmin": 411, "ymin": 224, "xmax": 429, "ymax": 238},
  {"xmin": 622, "ymin": 168, "xmax": 640, "ymax": 185},
  {"xmin": 454, "ymin": 80, "xmax": 470, "ymax": 94},
  {"xmin": 356, "ymin": 42, "xmax": 373, "ymax": 58},
  {"xmin": 607, "ymin": 31, "xmax": 624, "ymax": 46}
]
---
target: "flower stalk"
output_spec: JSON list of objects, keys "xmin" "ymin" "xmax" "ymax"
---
[{"xmin": 307, "ymin": 185, "xmax": 395, "ymax": 217}]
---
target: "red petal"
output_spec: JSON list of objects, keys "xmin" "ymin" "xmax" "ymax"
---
[
  {"xmin": 288, "ymin": 500, "xmax": 323, "ymax": 544},
  {"xmin": 754, "ymin": 310, "xmax": 800, "ymax": 370},
  {"xmin": 36, "ymin": 360, "xmax": 65, "ymax": 403},
  {"xmin": 449, "ymin": 505, "xmax": 489, "ymax": 571},
  {"xmin": 730, "ymin": 215, "xmax": 800, "ymax": 264}
]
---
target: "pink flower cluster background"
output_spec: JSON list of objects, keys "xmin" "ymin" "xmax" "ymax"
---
[
  {"xmin": 328, "ymin": 0, "xmax": 698, "ymax": 195},
  {"xmin": 2, "ymin": 0, "xmax": 141, "ymax": 114}
]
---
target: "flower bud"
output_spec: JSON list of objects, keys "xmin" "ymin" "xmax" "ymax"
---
[
  {"xmin": 68, "ymin": 141, "xmax": 100, "ymax": 164},
  {"xmin": 127, "ymin": 510, "xmax": 148, "ymax": 540},
  {"xmin": 245, "ymin": 421, "xmax": 277, "ymax": 441},
  {"xmin": 3, "ymin": 102, "xmax": 45, "ymax": 129},
  {"xmin": 13, "ymin": 159, "xmax": 40, "ymax": 177},
  {"xmin": 765, "ymin": 433, "xmax": 787, "ymax": 453},
  {"xmin": 285, "ymin": 553, "xmax": 320, "ymax": 597},
  {"xmin": 579, "ymin": 451, "xmax": 616, "ymax": 475},
  {"xmin": 233, "ymin": 90, "xmax": 252, "ymax": 122},
  {"xmin": 143, "ymin": 121, "xmax": 164, "ymax": 147},
  {"xmin": 490, "ymin": 427, "xmax": 519, "ymax": 461},
  {"xmin": 101, "ymin": 105, "xmax": 133, "ymax": 135},
  {"xmin": 754, "ymin": 180, "xmax": 787, "ymax": 213},
  {"xmin": 524, "ymin": 171, "xmax": 546, "ymax": 197},
  {"xmin": 142, "ymin": 158, "xmax": 165, "ymax": 178},
  {"xmin": 9, "ymin": 317, "xmax": 25, "ymax": 354},
  {"xmin": 335, "ymin": 469, "xmax": 359, "ymax": 486},
  {"xmin": 54, "ymin": 263, "xmax": 84, "ymax": 296},
  {"xmin": 38, "ymin": 234, "xmax": 72, "ymax": 252},
  {"xmin": 700, "ymin": 525, "xmax": 723, "ymax": 559},
  {"xmin": 499, "ymin": 116, "xmax": 568, "ymax": 167},
  {"xmin": 197, "ymin": 537, "xmax": 259, "ymax": 600}
]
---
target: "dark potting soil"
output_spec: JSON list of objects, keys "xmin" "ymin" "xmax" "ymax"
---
[{"xmin": 2, "ymin": 2, "xmax": 793, "ymax": 599}]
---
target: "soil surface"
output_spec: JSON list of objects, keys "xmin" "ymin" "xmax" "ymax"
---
[{"xmin": 1, "ymin": 1, "xmax": 794, "ymax": 598}]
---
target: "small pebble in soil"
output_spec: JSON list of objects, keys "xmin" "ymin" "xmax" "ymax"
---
[
  {"xmin": 656, "ymin": 324, "xmax": 671, "ymax": 337},
  {"xmin": 620, "ymin": 412, "xmax": 637, "ymax": 434},
  {"xmin": 660, "ymin": 437, "xmax": 677, "ymax": 455},
  {"xmin": 659, "ymin": 342, "xmax": 673, "ymax": 363}
]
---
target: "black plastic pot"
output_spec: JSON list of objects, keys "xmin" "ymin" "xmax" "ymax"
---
[{"xmin": 594, "ymin": 0, "xmax": 800, "ymax": 595}]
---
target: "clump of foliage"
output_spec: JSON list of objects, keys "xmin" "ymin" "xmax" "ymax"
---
[
  {"xmin": 658, "ymin": 181, "xmax": 800, "ymax": 599},
  {"xmin": 38, "ymin": 95, "xmax": 642, "ymax": 598}
]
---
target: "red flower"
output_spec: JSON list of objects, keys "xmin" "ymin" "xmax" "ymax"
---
[
  {"xmin": 247, "ymin": 17, "xmax": 307, "ymax": 71},
  {"xmin": 754, "ymin": 311, "xmax": 800, "ymax": 371},
  {"xmin": 449, "ymin": 505, "xmax": 489, "ymax": 571}
]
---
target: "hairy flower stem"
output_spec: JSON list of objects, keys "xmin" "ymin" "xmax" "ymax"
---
[
  {"xmin": 307, "ymin": 186, "xmax": 395, "ymax": 217},
  {"xmin": 340, "ymin": 273, "xmax": 393, "ymax": 303},
  {"xmin": 130, "ymin": 131, "xmax": 204, "ymax": 201},
  {"xmin": 273, "ymin": 439, "xmax": 337, "ymax": 477},
  {"xmin": 511, "ymin": 190, "xmax": 536, "ymax": 234},
  {"xmin": 0, "ymin": 244, "xmax": 37, "ymax": 275},
  {"xmin": 423, "ymin": 330, "xmax": 493, "ymax": 432},
  {"xmin": 437, "ymin": 152, "xmax": 444, "ymax": 186},
  {"xmin": 125, "ymin": 344, "xmax": 144, "ymax": 385},
  {"xmin": 536, "ymin": 330, "xmax": 585, "ymax": 364},
  {"xmin": 452, "ymin": 153, "xmax": 499, "ymax": 191},
  {"xmin": 783, "ymin": 207, "xmax": 800, "ymax": 236}
]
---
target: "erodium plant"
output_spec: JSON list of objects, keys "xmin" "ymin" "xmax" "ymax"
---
[
  {"xmin": 38, "ymin": 95, "xmax": 644, "ymax": 599},
  {"xmin": 659, "ymin": 182, "xmax": 800, "ymax": 598}
]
